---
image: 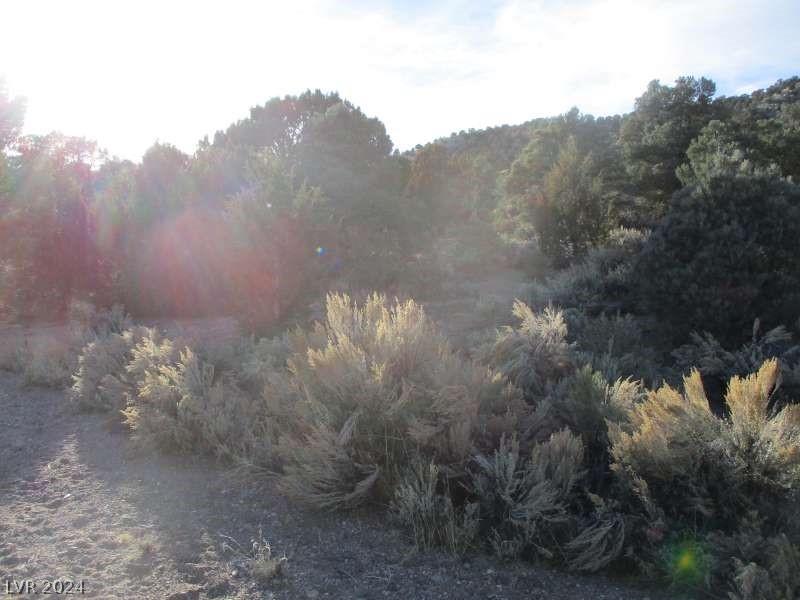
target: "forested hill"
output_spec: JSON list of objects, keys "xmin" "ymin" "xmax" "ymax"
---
[
  {"xmin": 1, "ymin": 75, "xmax": 799, "ymax": 346},
  {"xmin": 4, "ymin": 72, "xmax": 800, "ymax": 600}
]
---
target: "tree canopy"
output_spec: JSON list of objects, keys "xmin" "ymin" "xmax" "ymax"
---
[{"xmin": 2, "ymin": 76, "xmax": 799, "ymax": 343}]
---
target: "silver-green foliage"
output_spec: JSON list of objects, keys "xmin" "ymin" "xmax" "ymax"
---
[
  {"xmin": 526, "ymin": 227, "xmax": 646, "ymax": 312},
  {"xmin": 568, "ymin": 311, "xmax": 662, "ymax": 384},
  {"xmin": 673, "ymin": 319, "xmax": 800, "ymax": 388},
  {"xmin": 391, "ymin": 461, "xmax": 479, "ymax": 554},
  {"xmin": 468, "ymin": 431, "xmax": 584, "ymax": 560},
  {"xmin": 482, "ymin": 301, "xmax": 574, "ymax": 401},
  {"xmin": 710, "ymin": 516, "xmax": 800, "ymax": 600}
]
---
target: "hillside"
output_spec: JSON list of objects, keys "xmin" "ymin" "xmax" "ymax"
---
[{"xmin": 2, "ymin": 73, "xmax": 800, "ymax": 599}]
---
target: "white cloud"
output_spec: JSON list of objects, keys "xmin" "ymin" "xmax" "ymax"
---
[{"xmin": 1, "ymin": 0, "xmax": 797, "ymax": 160}]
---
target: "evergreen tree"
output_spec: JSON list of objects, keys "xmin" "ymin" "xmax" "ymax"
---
[
  {"xmin": 619, "ymin": 76, "xmax": 719, "ymax": 223},
  {"xmin": 636, "ymin": 135, "xmax": 800, "ymax": 344}
]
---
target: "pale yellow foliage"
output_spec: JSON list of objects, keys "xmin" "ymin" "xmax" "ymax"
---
[
  {"xmin": 610, "ymin": 359, "xmax": 800, "ymax": 523},
  {"xmin": 278, "ymin": 293, "xmax": 526, "ymax": 509},
  {"xmin": 70, "ymin": 326, "xmax": 163, "ymax": 411}
]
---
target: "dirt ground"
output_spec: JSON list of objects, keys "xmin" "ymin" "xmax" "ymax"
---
[{"xmin": 0, "ymin": 368, "xmax": 688, "ymax": 600}]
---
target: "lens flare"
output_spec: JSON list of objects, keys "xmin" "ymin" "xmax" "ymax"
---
[
  {"xmin": 662, "ymin": 538, "xmax": 709, "ymax": 589},
  {"xmin": 675, "ymin": 548, "xmax": 695, "ymax": 573}
]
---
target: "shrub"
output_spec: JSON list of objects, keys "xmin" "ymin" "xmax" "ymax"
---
[
  {"xmin": 277, "ymin": 293, "xmax": 527, "ymax": 509},
  {"xmin": 672, "ymin": 320, "xmax": 800, "ymax": 411},
  {"xmin": 709, "ymin": 516, "xmax": 800, "ymax": 600},
  {"xmin": 526, "ymin": 228, "xmax": 646, "ymax": 314},
  {"xmin": 728, "ymin": 536, "xmax": 800, "ymax": 600},
  {"xmin": 481, "ymin": 301, "xmax": 645, "ymax": 488},
  {"xmin": 635, "ymin": 159, "xmax": 800, "ymax": 345},
  {"xmin": 58, "ymin": 293, "xmax": 798, "ymax": 594},
  {"xmin": 70, "ymin": 326, "xmax": 154, "ymax": 411},
  {"xmin": 12, "ymin": 321, "xmax": 95, "ymax": 388},
  {"xmin": 219, "ymin": 527, "xmax": 287, "ymax": 584},
  {"xmin": 527, "ymin": 256, "xmax": 609, "ymax": 312},
  {"xmin": 609, "ymin": 360, "xmax": 800, "ymax": 531},
  {"xmin": 546, "ymin": 366, "xmax": 642, "ymax": 488},
  {"xmin": 608, "ymin": 360, "xmax": 800, "ymax": 595},
  {"xmin": 16, "ymin": 305, "xmax": 136, "ymax": 390},
  {"xmin": 122, "ymin": 347, "xmax": 212, "ymax": 451},
  {"xmin": 467, "ymin": 431, "xmax": 585, "ymax": 561},
  {"xmin": 673, "ymin": 321, "xmax": 799, "ymax": 380},
  {"xmin": 232, "ymin": 335, "xmax": 291, "ymax": 392},
  {"xmin": 69, "ymin": 315, "xmax": 294, "ymax": 463},
  {"xmin": 564, "ymin": 494, "xmax": 629, "ymax": 572},
  {"xmin": 481, "ymin": 301, "xmax": 574, "ymax": 402},
  {"xmin": 69, "ymin": 301, "xmax": 132, "ymax": 337},
  {"xmin": 248, "ymin": 529, "xmax": 288, "ymax": 584},
  {"xmin": 391, "ymin": 461, "xmax": 479, "ymax": 554},
  {"xmin": 17, "ymin": 337, "xmax": 81, "ymax": 388},
  {"xmin": 122, "ymin": 346, "xmax": 265, "ymax": 459},
  {"xmin": 568, "ymin": 310, "xmax": 663, "ymax": 384},
  {"xmin": 181, "ymin": 333, "xmax": 290, "ymax": 393}
]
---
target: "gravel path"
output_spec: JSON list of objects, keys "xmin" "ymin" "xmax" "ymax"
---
[{"xmin": 0, "ymin": 370, "xmax": 685, "ymax": 600}]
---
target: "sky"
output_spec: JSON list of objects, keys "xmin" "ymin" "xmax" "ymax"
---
[{"xmin": 2, "ymin": 0, "xmax": 799, "ymax": 161}]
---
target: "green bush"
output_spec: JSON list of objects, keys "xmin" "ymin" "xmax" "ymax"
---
[
  {"xmin": 59, "ymin": 294, "xmax": 800, "ymax": 597},
  {"xmin": 526, "ymin": 227, "xmax": 646, "ymax": 313},
  {"xmin": 122, "ymin": 348, "xmax": 259, "ymax": 457},
  {"xmin": 11, "ymin": 309, "xmax": 118, "ymax": 388},
  {"xmin": 568, "ymin": 311, "xmax": 663, "ymax": 384},
  {"xmin": 727, "ymin": 536, "xmax": 800, "ymax": 600},
  {"xmin": 118, "ymin": 332, "xmax": 288, "ymax": 461},
  {"xmin": 607, "ymin": 360, "xmax": 800, "ymax": 596},
  {"xmin": 564, "ymin": 494, "xmax": 630, "ymax": 572},
  {"xmin": 232, "ymin": 335, "xmax": 291, "ymax": 391},
  {"xmin": 635, "ymin": 154, "xmax": 800, "ymax": 344},
  {"xmin": 69, "ymin": 302, "xmax": 132, "ymax": 337},
  {"xmin": 69, "ymin": 323, "xmax": 282, "ymax": 460},
  {"xmin": 547, "ymin": 366, "xmax": 642, "ymax": 488},
  {"xmin": 482, "ymin": 301, "xmax": 645, "ymax": 488},
  {"xmin": 709, "ymin": 516, "xmax": 800, "ymax": 600},
  {"xmin": 17, "ymin": 335, "xmax": 86, "ymax": 388}
]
